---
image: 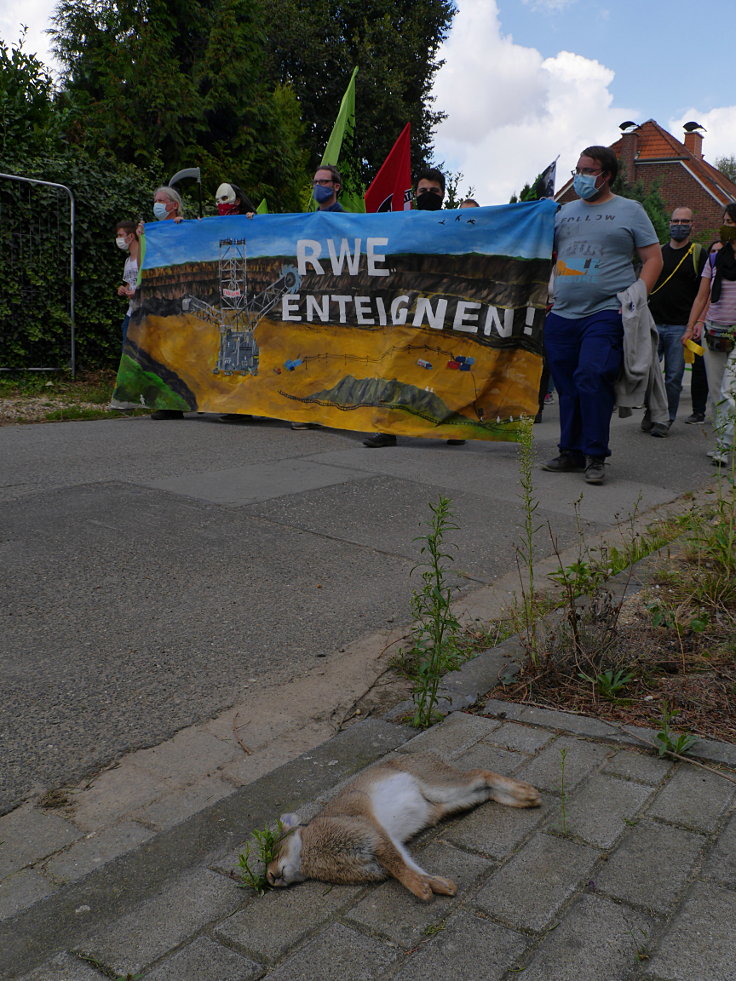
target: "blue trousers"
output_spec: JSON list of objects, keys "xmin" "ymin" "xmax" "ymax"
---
[
  {"xmin": 656, "ymin": 323, "xmax": 686, "ymax": 421},
  {"xmin": 544, "ymin": 309, "xmax": 623, "ymax": 459}
]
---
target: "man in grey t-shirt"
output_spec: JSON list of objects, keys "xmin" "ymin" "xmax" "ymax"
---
[{"xmin": 542, "ymin": 145, "xmax": 662, "ymax": 484}]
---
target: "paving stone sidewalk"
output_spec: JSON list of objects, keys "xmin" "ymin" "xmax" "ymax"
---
[{"xmin": 7, "ymin": 703, "xmax": 736, "ymax": 981}]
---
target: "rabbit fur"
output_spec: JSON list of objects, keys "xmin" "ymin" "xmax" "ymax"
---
[{"xmin": 266, "ymin": 752, "xmax": 540, "ymax": 900}]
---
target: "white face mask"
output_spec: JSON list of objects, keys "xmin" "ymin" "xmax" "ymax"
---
[{"xmin": 116, "ymin": 236, "xmax": 129, "ymax": 250}]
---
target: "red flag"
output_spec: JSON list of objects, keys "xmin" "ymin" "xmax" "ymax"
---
[{"xmin": 364, "ymin": 123, "xmax": 412, "ymax": 213}]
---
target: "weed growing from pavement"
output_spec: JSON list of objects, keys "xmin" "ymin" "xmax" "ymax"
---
[
  {"xmin": 655, "ymin": 703, "xmax": 697, "ymax": 758},
  {"xmin": 501, "ymin": 485, "xmax": 687, "ymax": 704},
  {"xmin": 401, "ymin": 497, "xmax": 464, "ymax": 728},
  {"xmin": 237, "ymin": 820, "xmax": 293, "ymax": 895},
  {"xmin": 514, "ymin": 420, "xmax": 543, "ymax": 665}
]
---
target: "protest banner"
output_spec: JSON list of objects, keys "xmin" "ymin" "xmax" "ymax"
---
[{"xmin": 112, "ymin": 200, "xmax": 556, "ymax": 441}]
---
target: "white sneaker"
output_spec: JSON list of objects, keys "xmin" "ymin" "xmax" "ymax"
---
[{"xmin": 711, "ymin": 451, "xmax": 729, "ymax": 467}]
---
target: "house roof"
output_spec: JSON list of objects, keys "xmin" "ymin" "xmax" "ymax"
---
[
  {"xmin": 611, "ymin": 119, "xmax": 685, "ymax": 161},
  {"xmin": 555, "ymin": 119, "xmax": 736, "ymax": 206}
]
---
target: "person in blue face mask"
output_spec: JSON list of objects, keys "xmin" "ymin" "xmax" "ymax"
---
[
  {"xmin": 311, "ymin": 165, "xmax": 345, "ymax": 212},
  {"xmin": 542, "ymin": 145, "xmax": 663, "ymax": 484},
  {"xmin": 152, "ymin": 186, "xmax": 184, "ymax": 222}
]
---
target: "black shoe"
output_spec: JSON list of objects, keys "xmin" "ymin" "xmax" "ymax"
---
[
  {"xmin": 640, "ymin": 411, "xmax": 653, "ymax": 433},
  {"xmin": 584, "ymin": 456, "xmax": 606, "ymax": 484},
  {"xmin": 542, "ymin": 451, "xmax": 586, "ymax": 473},
  {"xmin": 446, "ymin": 439, "xmax": 465, "ymax": 445},
  {"xmin": 534, "ymin": 410, "xmax": 543, "ymax": 424},
  {"xmin": 220, "ymin": 413, "xmax": 253, "ymax": 423},
  {"xmin": 150, "ymin": 410, "xmax": 184, "ymax": 420},
  {"xmin": 686, "ymin": 412, "xmax": 705, "ymax": 424},
  {"xmin": 363, "ymin": 433, "xmax": 397, "ymax": 448},
  {"xmin": 650, "ymin": 421, "xmax": 671, "ymax": 438}
]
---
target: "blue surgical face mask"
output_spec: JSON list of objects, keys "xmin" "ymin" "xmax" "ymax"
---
[
  {"xmin": 573, "ymin": 173, "xmax": 601, "ymax": 201},
  {"xmin": 153, "ymin": 201, "xmax": 169, "ymax": 220},
  {"xmin": 312, "ymin": 184, "xmax": 334, "ymax": 204},
  {"xmin": 669, "ymin": 223, "xmax": 691, "ymax": 241}
]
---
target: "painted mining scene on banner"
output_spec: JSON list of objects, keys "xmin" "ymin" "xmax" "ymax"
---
[{"xmin": 111, "ymin": 200, "xmax": 556, "ymax": 441}]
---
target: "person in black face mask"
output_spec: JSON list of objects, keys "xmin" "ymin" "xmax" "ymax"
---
[
  {"xmin": 364, "ymin": 167, "xmax": 465, "ymax": 447},
  {"xmin": 644, "ymin": 206, "xmax": 707, "ymax": 433},
  {"xmin": 414, "ymin": 168, "xmax": 446, "ymax": 211}
]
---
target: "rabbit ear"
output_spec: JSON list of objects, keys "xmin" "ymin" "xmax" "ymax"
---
[{"xmin": 279, "ymin": 813, "xmax": 301, "ymax": 829}]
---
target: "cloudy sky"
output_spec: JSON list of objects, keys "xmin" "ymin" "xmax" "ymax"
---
[
  {"xmin": 3, "ymin": 0, "xmax": 735, "ymax": 205},
  {"xmin": 434, "ymin": 0, "xmax": 736, "ymax": 202}
]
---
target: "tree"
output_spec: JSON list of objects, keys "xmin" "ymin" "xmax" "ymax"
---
[
  {"xmin": 715, "ymin": 154, "xmax": 736, "ymax": 184},
  {"xmin": 509, "ymin": 179, "xmax": 540, "ymax": 204},
  {"xmin": 50, "ymin": 0, "xmax": 309, "ymax": 209},
  {"xmin": 0, "ymin": 34, "xmax": 158, "ymax": 371},
  {"xmin": 0, "ymin": 31, "xmax": 62, "ymax": 159},
  {"xmin": 260, "ymin": 0, "xmax": 456, "ymax": 181}
]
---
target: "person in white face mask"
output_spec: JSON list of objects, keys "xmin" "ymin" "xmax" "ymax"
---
[
  {"xmin": 146, "ymin": 186, "xmax": 188, "ymax": 418},
  {"xmin": 114, "ymin": 220, "xmax": 139, "ymax": 348}
]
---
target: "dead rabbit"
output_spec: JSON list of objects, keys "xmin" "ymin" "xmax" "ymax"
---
[{"xmin": 266, "ymin": 752, "xmax": 541, "ymax": 900}]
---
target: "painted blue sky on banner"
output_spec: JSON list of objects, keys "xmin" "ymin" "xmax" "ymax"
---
[{"xmin": 142, "ymin": 200, "xmax": 558, "ymax": 270}]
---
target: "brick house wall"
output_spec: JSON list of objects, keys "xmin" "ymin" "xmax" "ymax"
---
[{"xmin": 556, "ymin": 120, "xmax": 736, "ymax": 239}]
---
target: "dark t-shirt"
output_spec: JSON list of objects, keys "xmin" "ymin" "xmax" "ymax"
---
[{"xmin": 648, "ymin": 242, "xmax": 707, "ymax": 325}]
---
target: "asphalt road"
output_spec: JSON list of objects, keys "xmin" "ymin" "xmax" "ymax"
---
[{"xmin": 0, "ymin": 396, "xmax": 716, "ymax": 812}]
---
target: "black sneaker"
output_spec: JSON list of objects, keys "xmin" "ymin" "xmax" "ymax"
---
[
  {"xmin": 686, "ymin": 412, "xmax": 705, "ymax": 424},
  {"xmin": 542, "ymin": 451, "xmax": 586, "ymax": 473},
  {"xmin": 650, "ymin": 421, "xmax": 671, "ymax": 438},
  {"xmin": 584, "ymin": 456, "xmax": 606, "ymax": 484},
  {"xmin": 150, "ymin": 410, "xmax": 184, "ymax": 420},
  {"xmin": 640, "ymin": 411, "xmax": 653, "ymax": 433},
  {"xmin": 363, "ymin": 433, "xmax": 397, "ymax": 448}
]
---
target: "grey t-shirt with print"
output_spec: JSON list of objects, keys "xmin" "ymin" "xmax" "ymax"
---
[{"xmin": 552, "ymin": 195, "xmax": 658, "ymax": 318}]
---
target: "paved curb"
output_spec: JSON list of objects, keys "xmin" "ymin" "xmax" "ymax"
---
[{"xmin": 5, "ymin": 537, "xmax": 736, "ymax": 979}]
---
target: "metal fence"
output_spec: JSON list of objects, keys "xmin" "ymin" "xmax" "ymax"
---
[{"xmin": 0, "ymin": 172, "xmax": 76, "ymax": 375}]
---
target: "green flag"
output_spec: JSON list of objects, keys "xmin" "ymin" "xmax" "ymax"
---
[
  {"xmin": 310, "ymin": 66, "xmax": 365, "ymax": 213},
  {"xmin": 256, "ymin": 198, "xmax": 269, "ymax": 214}
]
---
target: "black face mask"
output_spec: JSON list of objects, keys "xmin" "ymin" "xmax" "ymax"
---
[{"xmin": 415, "ymin": 191, "xmax": 443, "ymax": 211}]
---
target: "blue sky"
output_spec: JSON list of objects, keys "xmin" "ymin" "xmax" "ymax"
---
[
  {"xmin": 3, "ymin": 0, "xmax": 735, "ymax": 206},
  {"xmin": 495, "ymin": 0, "xmax": 729, "ymax": 124},
  {"xmin": 433, "ymin": 0, "xmax": 736, "ymax": 202}
]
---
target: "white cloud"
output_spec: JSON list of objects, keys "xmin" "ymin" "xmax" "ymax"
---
[
  {"xmin": 433, "ymin": 0, "xmax": 637, "ymax": 203},
  {"xmin": 522, "ymin": 0, "xmax": 578, "ymax": 11},
  {"xmin": 0, "ymin": 0, "xmax": 59, "ymax": 73},
  {"xmin": 668, "ymin": 107, "xmax": 736, "ymax": 166}
]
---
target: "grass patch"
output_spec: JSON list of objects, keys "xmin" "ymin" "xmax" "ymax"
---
[{"xmin": 476, "ymin": 478, "xmax": 736, "ymax": 744}]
